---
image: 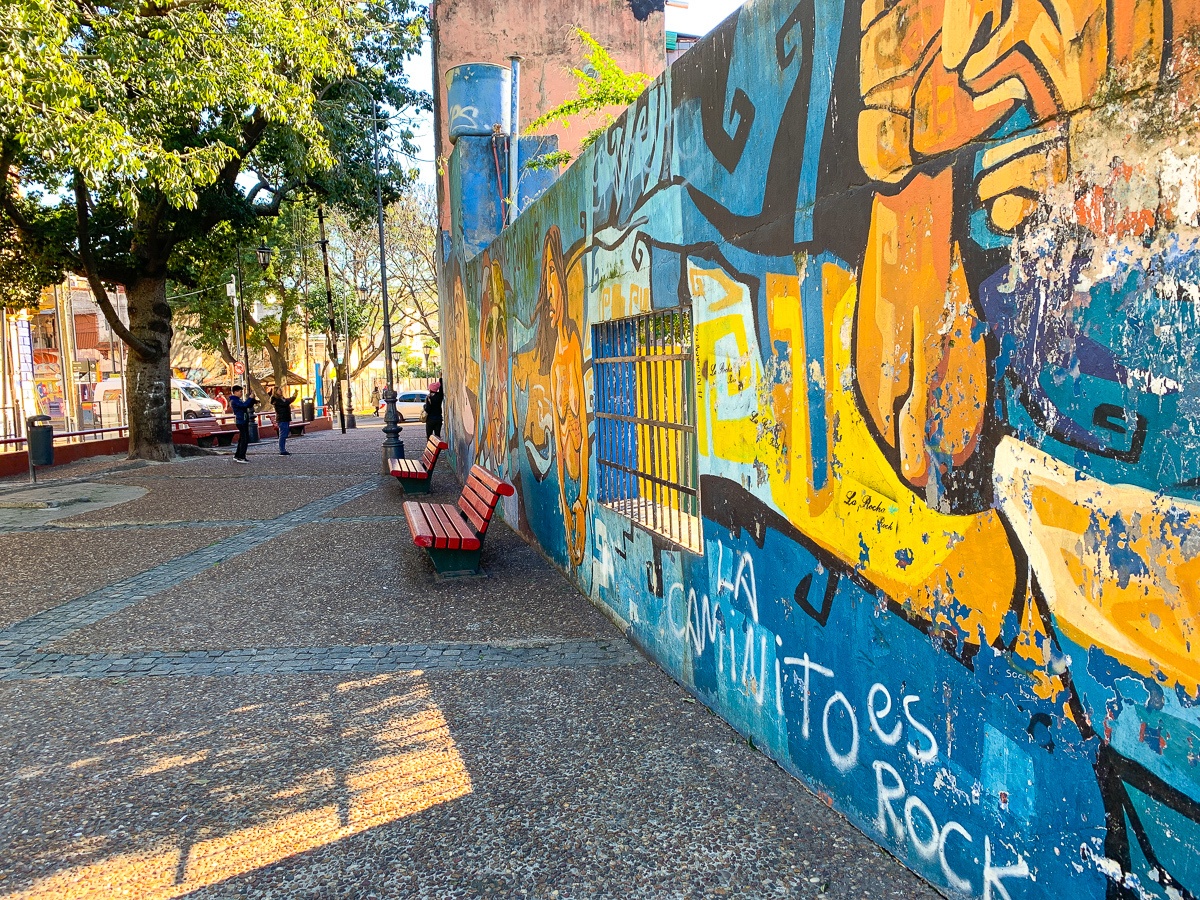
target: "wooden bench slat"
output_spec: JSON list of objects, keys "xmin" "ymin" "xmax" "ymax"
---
[
  {"xmin": 403, "ymin": 501, "xmax": 437, "ymax": 548},
  {"xmin": 404, "ymin": 465, "xmax": 511, "ymax": 576},
  {"xmin": 444, "ymin": 503, "xmax": 481, "ymax": 550},
  {"xmin": 389, "ymin": 435, "xmax": 449, "ymax": 486},
  {"xmin": 459, "ymin": 482, "xmax": 492, "ymax": 521},
  {"xmin": 436, "ymin": 503, "xmax": 482, "ymax": 549},
  {"xmin": 457, "ymin": 500, "xmax": 488, "ymax": 535},
  {"xmin": 464, "ymin": 476, "xmax": 501, "ymax": 515},
  {"xmin": 459, "ymin": 479, "xmax": 494, "ymax": 516},
  {"xmin": 429, "ymin": 503, "xmax": 463, "ymax": 550},
  {"xmin": 389, "ymin": 459, "xmax": 429, "ymax": 478},
  {"xmin": 468, "ymin": 465, "xmax": 515, "ymax": 497}
]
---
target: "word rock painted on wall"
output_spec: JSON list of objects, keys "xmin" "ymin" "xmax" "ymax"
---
[{"xmin": 438, "ymin": 0, "xmax": 1200, "ymax": 896}]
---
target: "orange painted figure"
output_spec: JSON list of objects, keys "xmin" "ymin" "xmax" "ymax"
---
[
  {"xmin": 478, "ymin": 254, "xmax": 510, "ymax": 471},
  {"xmin": 847, "ymin": 0, "xmax": 1200, "ymax": 693},
  {"xmin": 541, "ymin": 227, "xmax": 589, "ymax": 567},
  {"xmin": 446, "ymin": 268, "xmax": 479, "ymax": 453}
]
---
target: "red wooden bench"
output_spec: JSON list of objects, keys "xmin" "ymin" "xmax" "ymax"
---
[
  {"xmin": 403, "ymin": 464, "xmax": 514, "ymax": 576},
  {"xmin": 187, "ymin": 418, "xmax": 240, "ymax": 448},
  {"xmin": 387, "ymin": 435, "xmax": 448, "ymax": 494}
]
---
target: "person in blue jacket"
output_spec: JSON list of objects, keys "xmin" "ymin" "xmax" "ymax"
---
[{"xmin": 229, "ymin": 385, "xmax": 256, "ymax": 463}]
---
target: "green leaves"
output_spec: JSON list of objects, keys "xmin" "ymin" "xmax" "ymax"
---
[
  {"xmin": 525, "ymin": 27, "xmax": 653, "ymax": 165},
  {"xmin": 0, "ymin": 0, "xmax": 411, "ymax": 212}
]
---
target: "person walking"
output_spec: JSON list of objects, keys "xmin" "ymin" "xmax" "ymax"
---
[
  {"xmin": 229, "ymin": 385, "xmax": 256, "ymax": 463},
  {"xmin": 370, "ymin": 385, "xmax": 381, "ymax": 417},
  {"xmin": 424, "ymin": 380, "xmax": 444, "ymax": 439},
  {"xmin": 271, "ymin": 388, "xmax": 298, "ymax": 455}
]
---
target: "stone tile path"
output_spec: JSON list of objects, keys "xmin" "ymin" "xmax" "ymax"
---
[{"xmin": 0, "ymin": 424, "xmax": 939, "ymax": 900}]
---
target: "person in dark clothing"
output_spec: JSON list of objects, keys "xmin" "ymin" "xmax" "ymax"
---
[
  {"xmin": 271, "ymin": 389, "xmax": 298, "ymax": 455},
  {"xmin": 229, "ymin": 385, "xmax": 256, "ymax": 463},
  {"xmin": 424, "ymin": 380, "xmax": 444, "ymax": 438}
]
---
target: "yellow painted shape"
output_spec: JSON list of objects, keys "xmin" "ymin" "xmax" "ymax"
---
[
  {"xmin": 762, "ymin": 267, "xmax": 1017, "ymax": 645},
  {"xmin": 996, "ymin": 436, "xmax": 1200, "ymax": 693},
  {"xmin": 691, "ymin": 264, "xmax": 764, "ymax": 466}
]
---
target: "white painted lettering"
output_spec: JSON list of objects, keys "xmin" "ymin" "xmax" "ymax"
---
[
  {"xmin": 823, "ymin": 691, "xmax": 859, "ymax": 773},
  {"xmin": 904, "ymin": 796, "xmax": 939, "ymax": 861},
  {"xmin": 983, "ymin": 836, "xmax": 1030, "ymax": 900},
  {"xmin": 938, "ymin": 821, "xmax": 974, "ymax": 893},
  {"xmin": 903, "ymin": 695, "xmax": 939, "ymax": 763},
  {"xmin": 782, "ymin": 654, "xmax": 833, "ymax": 738},
  {"xmin": 868, "ymin": 682, "xmax": 902, "ymax": 745},
  {"xmin": 873, "ymin": 760, "xmax": 906, "ymax": 842}
]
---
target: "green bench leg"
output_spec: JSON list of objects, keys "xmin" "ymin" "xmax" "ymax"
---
[
  {"xmin": 424, "ymin": 547, "xmax": 482, "ymax": 577},
  {"xmin": 396, "ymin": 477, "xmax": 433, "ymax": 494}
]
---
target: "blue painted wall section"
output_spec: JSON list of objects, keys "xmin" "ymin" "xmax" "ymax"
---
[
  {"xmin": 448, "ymin": 135, "xmax": 559, "ymax": 259},
  {"xmin": 438, "ymin": 0, "xmax": 1200, "ymax": 896}
]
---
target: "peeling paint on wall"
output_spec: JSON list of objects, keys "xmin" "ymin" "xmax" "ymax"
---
[{"xmin": 438, "ymin": 0, "xmax": 1200, "ymax": 896}]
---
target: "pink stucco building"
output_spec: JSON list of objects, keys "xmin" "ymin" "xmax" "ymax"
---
[{"xmin": 430, "ymin": 0, "xmax": 667, "ymax": 231}]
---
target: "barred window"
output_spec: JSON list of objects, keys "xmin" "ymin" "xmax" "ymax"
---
[{"xmin": 592, "ymin": 307, "xmax": 701, "ymax": 552}]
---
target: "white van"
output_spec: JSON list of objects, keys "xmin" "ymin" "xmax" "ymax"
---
[{"xmin": 94, "ymin": 377, "xmax": 224, "ymax": 425}]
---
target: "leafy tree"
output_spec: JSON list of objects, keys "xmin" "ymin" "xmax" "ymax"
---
[
  {"xmin": 171, "ymin": 204, "xmax": 318, "ymax": 403},
  {"xmin": 384, "ymin": 184, "xmax": 440, "ymax": 349},
  {"xmin": 1, "ymin": 220, "xmax": 60, "ymax": 311},
  {"xmin": 319, "ymin": 189, "xmax": 439, "ymax": 408},
  {"xmin": 526, "ymin": 28, "xmax": 653, "ymax": 169},
  {"xmin": 0, "ymin": 0, "xmax": 425, "ymax": 458}
]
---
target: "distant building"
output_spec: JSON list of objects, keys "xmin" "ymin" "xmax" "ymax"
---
[
  {"xmin": 666, "ymin": 30, "xmax": 699, "ymax": 63},
  {"xmin": 1, "ymin": 275, "xmax": 129, "ymax": 436}
]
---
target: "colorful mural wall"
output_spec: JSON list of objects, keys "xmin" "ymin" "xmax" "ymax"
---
[{"xmin": 438, "ymin": 0, "xmax": 1200, "ymax": 895}]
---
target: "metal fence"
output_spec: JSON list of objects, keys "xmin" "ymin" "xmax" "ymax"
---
[{"xmin": 592, "ymin": 307, "xmax": 701, "ymax": 552}]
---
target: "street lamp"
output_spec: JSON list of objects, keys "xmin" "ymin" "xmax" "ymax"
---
[
  {"xmin": 341, "ymin": 279, "xmax": 356, "ymax": 430},
  {"xmin": 316, "ymin": 206, "xmax": 347, "ymax": 435},
  {"xmin": 337, "ymin": 78, "xmax": 402, "ymax": 470},
  {"xmin": 256, "ymin": 244, "xmax": 273, "ymax": 270}
]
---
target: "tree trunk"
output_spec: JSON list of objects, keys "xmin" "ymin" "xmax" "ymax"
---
[{"xmin": 124, "ymin": 275, "xmax": 175, "ymax": 461}]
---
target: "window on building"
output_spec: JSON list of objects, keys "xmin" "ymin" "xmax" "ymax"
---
[{"xmin": 592, "ymin": 307, "xmax": 701, "ymax": 553}]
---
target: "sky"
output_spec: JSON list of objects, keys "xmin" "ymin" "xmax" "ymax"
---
[{"xmin": 399, "ymin": 0, "xmax": 750, "ymax": 186}]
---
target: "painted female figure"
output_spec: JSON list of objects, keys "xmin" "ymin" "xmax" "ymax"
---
[{"xmin": 540, "ymin": 226, "xmax": 589, "ymax": 567}]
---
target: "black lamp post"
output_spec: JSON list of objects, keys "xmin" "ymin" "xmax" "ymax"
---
[
  {"xmin": 255, "ymin": 244, "xmax": 273, "ymax": 270},
  {"xmin": 337, "ymin": 78, "xmax": 402, "ymax": 468}
]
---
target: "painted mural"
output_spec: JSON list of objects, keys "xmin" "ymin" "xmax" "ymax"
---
[{"xmin": 439, "ymin": 0, "xmax": 1200, "ymax": 895}]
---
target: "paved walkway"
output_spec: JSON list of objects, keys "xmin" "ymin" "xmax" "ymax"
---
[{"xmin": 0, "ymin": 424, "xmax": 939, "ymax": 900}]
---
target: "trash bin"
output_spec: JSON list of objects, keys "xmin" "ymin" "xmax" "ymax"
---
[
  {"xmin": 248, "ymin": 415, "xmax": 260, "ymax": 444},
  {"xmin": 26, "ymin": 415, "xmax": 54, "ymax": 467},
  {"xmin": 301, "ymin": 397, "xmax": 315, "ymax": 422}
]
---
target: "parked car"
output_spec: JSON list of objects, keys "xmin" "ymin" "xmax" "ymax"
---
[
  {"xmin": 394, "ymin": 389, "xmax": 428, "ymax": 422},
  {"xmin": 94, "ymin": 376, "xmax": 224, "ymax": 423}
]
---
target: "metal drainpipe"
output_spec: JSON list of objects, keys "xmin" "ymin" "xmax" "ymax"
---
[{"xmin": 508, "ymin": 55, "xmax": 522, "ymax": 226}]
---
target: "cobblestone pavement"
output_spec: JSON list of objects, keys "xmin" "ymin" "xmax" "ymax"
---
[{"xmin": 0, "ymin": 424, "xmax": 940, "ymax": 900}]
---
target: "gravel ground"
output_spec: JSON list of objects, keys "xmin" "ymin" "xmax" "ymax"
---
[
  {"xmin": 57, "ymin": 473, "xmax": 363, "ymax": 525},
  {"xmin": 0, "ymin": 668, "xmax": 938, "ymax": 900},
  {"xmin": 322, "ymin": 481, "xmax": 419, "ymax": 518},
  {"xmin": 0, "ymin": 425, "xmax": 941, "ymax": 899},
  {"xmin": 0, "ymin": 526, "xmax": 245, "ymax": 629},
  {"xmin": 56, "ymin": 518, "xmax": 614, "ymax": 652}
]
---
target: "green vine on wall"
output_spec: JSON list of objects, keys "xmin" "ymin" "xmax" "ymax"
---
[{"xmin": 525, "ymin": 28, "xmax": 653, "ymax": 170}]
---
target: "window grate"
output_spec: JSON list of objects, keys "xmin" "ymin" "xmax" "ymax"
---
[{"xmin": 592, "ymin": 307, "xmax": 701, "ymax": 553}]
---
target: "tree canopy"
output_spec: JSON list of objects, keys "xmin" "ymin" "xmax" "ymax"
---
[{"xmin": 0, "ymin": 0, "xmax": 426, "ymax": 457}]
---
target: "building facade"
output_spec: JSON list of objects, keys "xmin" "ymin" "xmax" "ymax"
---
[{"xmin": 1, "ymin": 275, "xmax": 129, "ymax": 437}]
